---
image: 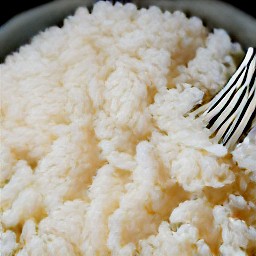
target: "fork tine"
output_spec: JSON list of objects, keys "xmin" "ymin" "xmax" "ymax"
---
[
  {"xmin": 223, "ymin": 86, "xmax": 256, "ymax": 148},
  {"xmin": 197, "ymin": 47, "xmax": 256, "ymax": 149},
  {"xmin": 206, "ymin": 47, "xmax": 255, "ymax": 114}
]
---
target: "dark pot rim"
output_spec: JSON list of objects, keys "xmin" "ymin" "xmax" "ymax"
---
[{"xmin": 1, "ymin": 0, "xmax": 255, "ymax": 63}]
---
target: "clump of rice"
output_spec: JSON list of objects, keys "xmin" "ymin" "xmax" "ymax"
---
[{"xmin": 1, "ymin": 2, "xmax": 256, "ymax": 255}]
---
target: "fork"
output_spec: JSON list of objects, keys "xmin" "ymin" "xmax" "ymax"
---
[{"xmin": 193, "ymin": 47, "xmax": 256, "ymax": 150}]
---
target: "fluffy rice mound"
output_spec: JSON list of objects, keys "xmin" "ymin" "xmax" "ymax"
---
[{"xmin": 1, "ymin": 2, "xmax": 256, "ymax": 255}]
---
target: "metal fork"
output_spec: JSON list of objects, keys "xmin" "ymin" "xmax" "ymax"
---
[{"xmin": 193, "ymin": 47, "xmax": 256, "ymax": 150}]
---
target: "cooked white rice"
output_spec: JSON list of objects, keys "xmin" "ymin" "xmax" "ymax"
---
[{"xmin": 1, "ymin": 2, "xmax": 255, "ymax": 255}]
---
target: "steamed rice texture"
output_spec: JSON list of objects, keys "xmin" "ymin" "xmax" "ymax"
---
[{"xmin": 1, "ymin": 2, "xmax": 256, "ymax": 255}]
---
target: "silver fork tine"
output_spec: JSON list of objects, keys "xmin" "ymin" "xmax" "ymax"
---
[
  {"xmin": 194, "ymin": 47, "xmax": 256, "ymax": 150},
  {"xmin": 223, "ymin": 84, "xmax": 255, "ymax": 148}
]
